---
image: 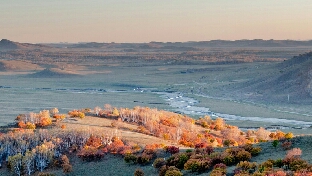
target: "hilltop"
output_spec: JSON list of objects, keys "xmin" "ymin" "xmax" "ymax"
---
[{"xmin": 0, "ymin": 39, "xmax": 49, "ymax": 50}]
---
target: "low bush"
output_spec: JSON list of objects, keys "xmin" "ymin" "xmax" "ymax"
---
[
  {"xmin": 184, "ymin": 158, "xmax": 211, "ymax": 173},
  {"xmin": 153, "ymin": 158, "xmax": 167, "ymax": 169},
  {"xmin": 236, "ymin": 150, "xmax": 252, "ymax": 162},
  {"xmin": 134, "ymin": 168, "xmax": 145, "ymax": 176},
  {"xmin": 165, "ymin": 146, "xmax": 179, "ymax": 155},
  {"xmin": 211, "ymin": 163, "xmax": 227, "ymax": 176},
  {"xmin": 222, "ymin": 153, "xmax": 235, "ymax": 166},
  {"xmin": 124, "ymin": 154, "xmax": 138, "ymax": 164},
  {"xmin": 136, "ymin": 153, "xmax": 153, "ymax": 165},
  {"xmin": 282, "ymin": 141, "xmax": 292, "ymax": 150},
  {"xmin": 77, "ymin": 146, "xmax": 105, "ymax": 161},
  {"xmin": 167, "ymin": 152, "xmax": 190, "ymax": 169}
]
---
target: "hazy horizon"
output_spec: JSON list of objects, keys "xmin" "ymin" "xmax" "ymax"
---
[{"xmin": 1, "ymin": 0, "xmax": 312, "ymax": 43}]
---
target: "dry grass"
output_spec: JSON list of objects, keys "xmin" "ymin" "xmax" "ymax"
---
[
  {"xmin": 0, "ymin": 60, "xmax": 43, "ymax": 71},
  {"xmin": 62, "ymin": 116, "xmax": 176, "ymax": 147}
]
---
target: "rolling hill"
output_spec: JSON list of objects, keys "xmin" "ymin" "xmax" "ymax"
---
[{"xmin": 233, "ymin": 52, "xmax": 312, "ymax": 104}]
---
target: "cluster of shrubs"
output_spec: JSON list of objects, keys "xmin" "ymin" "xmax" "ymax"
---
[
  {"xmin": 124, "ymin": 144, "xmax": 165, "ymax": 166},
  {"xmin": 234, "ymin": 148, "xmax": 312, "ymax": 175},
  {"xmin": 68, "ymin": 109, "xmax": 86, "ymax": 119},
  {"xmin": 16, "ymin": 107, "xmax": 98, "ymax": 131},
  {"xmin": 130, "ymin": 143, "xmax": 312, "ymax": 176},
  {"xmin": 76, "ymin": 134, "xmax": 145, "ymax": 162},
  {"xmin": 16, "ymin": 110, "xmax": 54, "ymax": 130},
  {"xmin": 95, "ymin": 105, "xmax": 294, "ymax": 149},
  {"xmin": 17, "ymin": 107, "xmax": 103, "ymax": 130},
  {"xmin": 126, "ymin": 144, "xmax": 261, "ymax": 175}
]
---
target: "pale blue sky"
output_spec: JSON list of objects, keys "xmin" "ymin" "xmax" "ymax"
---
[{"xmin": 1, "ymin": 0, "xmax": 312, "ymax": 43}]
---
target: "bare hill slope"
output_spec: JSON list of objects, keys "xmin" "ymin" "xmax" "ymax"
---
[
  {"xmin": 0, "ymin": 60, "xmax": 43, "ymax": 71},
  {"xmin": 240, "ymin": 52, "xmax": 312, "ymax": 104}
]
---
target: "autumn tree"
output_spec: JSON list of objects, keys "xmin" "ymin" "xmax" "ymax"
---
[
  {"xmin": 61, "ymin": 155, "xmax": 72, "ymax": 174},
  {"xmin": 221, "ymin": 126, "xmax": 244, "ymax": 145},
  {"xmin": 94, "ymin": 106, "xmax": 101, "ymax": 116},
  {"xmin": 8, "ymin": 153, "xmax": 23, "ymax": 176},
  {"xmin": 22, "ymin": 150, "xmax": 36, "ymax": 175},
  {"xmin": 104, "ymin": 104, "xmax": 112, "ymax": 112},
  {"xmin": 34, "ymin": 143, "xmax": 54, "ymax": 172},
  {"xmin": 112, "ymin": 107, "xmax": 120, "ymax": 117},
  {"xmin": 285, "ymin": 132, "xmax": 294, "ymax": 139},
  {"xmin": 214, "ymin": 117, "xmax": 225, "ymax": 130},
  {"xmin": 255, "ymin": 127, "xmax": 271, "ymax": 141},
  {"xmin": 49, "ymin": 108, "xmax": 59, "ymax": 115}
]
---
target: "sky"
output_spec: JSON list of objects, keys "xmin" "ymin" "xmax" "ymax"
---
[{"xmin": 1, "ymin": 0, "xmax": 312, "ymax": 43}]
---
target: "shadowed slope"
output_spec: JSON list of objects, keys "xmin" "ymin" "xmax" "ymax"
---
[{"xmin": 241, "ymin": 52, "xmax": 312, "ymax": 103}]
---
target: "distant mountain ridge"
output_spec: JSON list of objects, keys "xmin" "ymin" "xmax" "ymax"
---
[
  {"xmin": 61, "ymin": 39, "xmax": 312, "ymax": 49},
  {"xmin": 3, "ymin": 39, "xmax": 312, "ymax": 50}
]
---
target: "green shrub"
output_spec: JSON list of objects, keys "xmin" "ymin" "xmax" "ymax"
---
[
  {"xmin": 236, "ymin": 150, "xmax": 252, "ymax": 162},
  {"xmin": 289, "ymin": 158, "xmax": 309, "ymax": 171},
  {"xmin": 252, "ymin": 172, "xmax": 265, "ymax": 176},
  {"xmin": 159, "ymin": 166, "xmax": 181, "ymax": 176},
  {"xmin": 159, "ymin": 166, "xmax": 169, "ymax": 176},
  {"xmin": 124, "ymin": 154, "xmax": 138, "ymax": 164},
  {"xmin": 167, "ymin": 153, "xmax": 190, "ymax": 169},
  {"xmin": 210, "ymin": 152, "xmax": 223, "ymax": 165},
  {"xmin": 37, "ymin": 173, "xmax": 56, "ymax": 176},
  {"xmin": 239, "ymin": 144, "xmax": 261, "ymax": 156},
  {"xmin": 184, "ymin": 158, "xmax": 211, "ymax": 173},
  {"xmin": 134, "ymin": 168, "xmax": 144, "ymax": 176},
  {"xmin": 165, "ymin": 169, "xmax": 183, "ymax": 176},
  {"xmin": 250, "ymin": 147, "xmax": 262, "ymax": 156},
  {"xmin": 260, "ymin": 160, "xmax": 273, "ymax": 171},
  {"xmin": 137, "ymin": 153, "xmax": 152, "ymax": 165},
  {"xmin": 236, "ymin": 161, "xmax": 257, "ymax": 172},
  {"xmin": 184, "ymin": 159, "xmax": 199, "ymax": 172},
  {"xmin": 241, "ymin": 144, "xmax": 253, "ymax": 152},
  {"xmin": 222, "ymin": 154, "xmax": 235, "ymax": 166},
  {"xmin": 185, "ymin": 149, "xmax": 192, "ymax": 153},
  {"xmin": 272, "ymin": 140, "xmax": 279, "ymax": 148},
  {"xmin": 153, "ymin": 158, "xmax": 166, "ymax": 169},
  {"xmin": 212, "ymin": 163, "xmax": 227, "ymax": 175},
  {"xmin": 210, "ymin": 168, "xmax": 226, "ymax": 176},
  {"xmin": 223, "ymin": 139, "xmax": 231, "ymax": 147},
  {"xmin": 273, "ymin": 159, "xmax": 284, "ymax": 168}
]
